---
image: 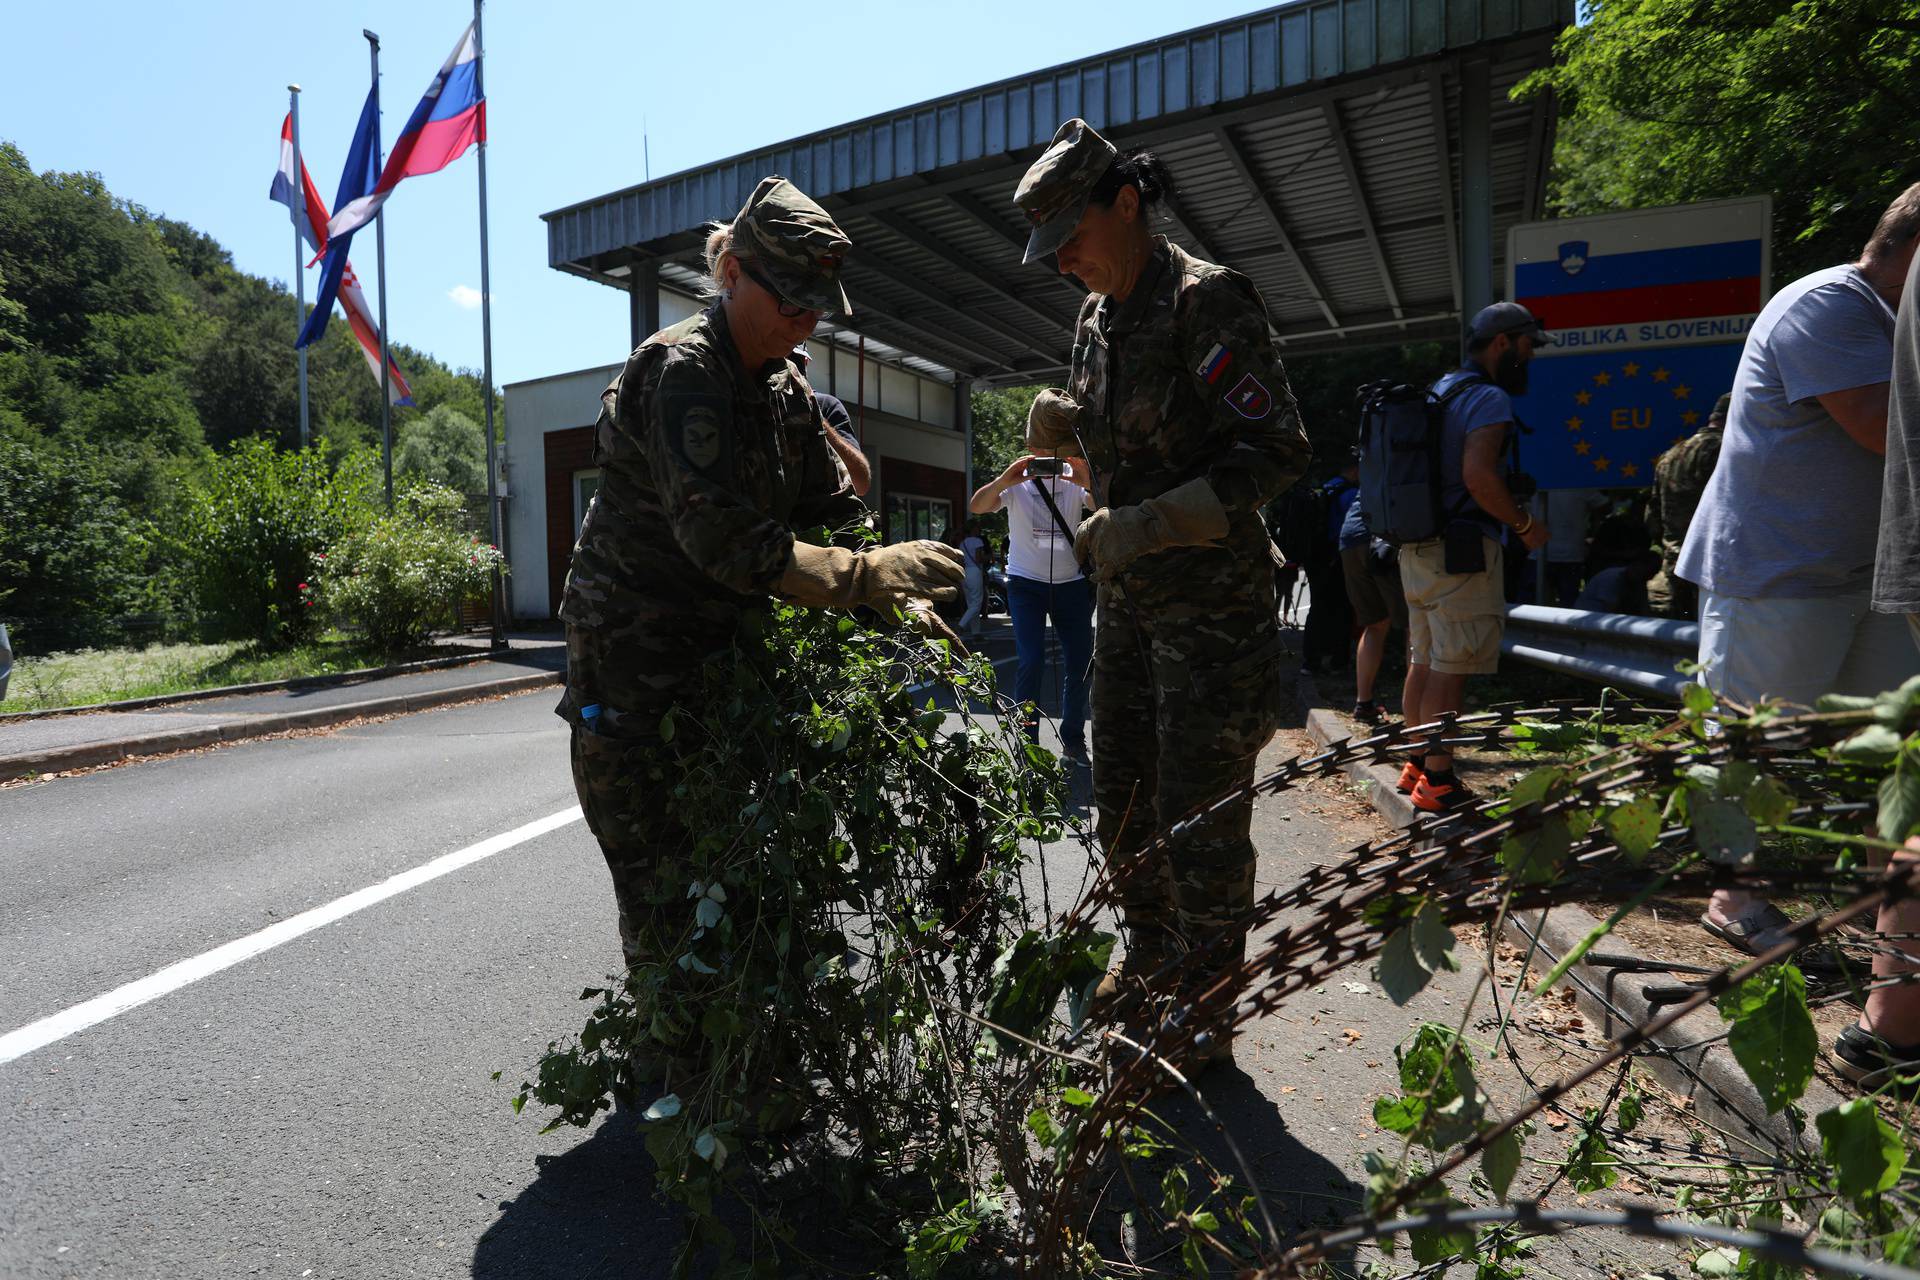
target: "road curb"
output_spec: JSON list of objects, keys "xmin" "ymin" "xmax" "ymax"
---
[
  {"xmin": 0, "ymin": 670, "xmax": 560, "ymax": 782},
  {"xmin": 1299, "ymin": 686, "xmax": 1838, "ymax": 1150},
  {"xmin": 0, "ymin": 643, "xmax": 540, "ymax": 721}
]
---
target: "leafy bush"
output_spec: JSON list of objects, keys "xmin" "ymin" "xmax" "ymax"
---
[
  {"xmin": 515, "ymin": 604, "xmax": 1070, "ymax": 1272},
  {"xmin": 0, "ymin": 433, "xmax": 154, "ymax": 650},
  {"xmin": 178, "ymin": 438, "xmax": 368, "ymax": 646},
  {"xmin": 320, "ymin": 482, "xmax": 503, "ymax": 652}
]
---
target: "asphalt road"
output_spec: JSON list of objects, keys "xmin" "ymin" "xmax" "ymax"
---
[
  {"xmin": 0, "ymin": 645, "xmax": 565, "ymax": 756},
  {"xmin": 0, "ymin": 689, "xmax": 675, "ymax": 1279}
]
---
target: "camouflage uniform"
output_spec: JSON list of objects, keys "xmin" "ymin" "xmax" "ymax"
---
[
  {"xmin": 1647, "ymin": 396, "xmax": 1728, "ymax": 619},
  {"xmin": 1064, "ymin": 236, "xmax": 1312, "ymax": 954},
  {"xmin": 558, "ymin": 185, "xmax": 865, "ymax": 968}
]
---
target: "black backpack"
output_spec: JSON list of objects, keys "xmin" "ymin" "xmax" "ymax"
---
[{"xmin": 1354, "ymin": 373, "xmax": 1491, "ymax": 547}]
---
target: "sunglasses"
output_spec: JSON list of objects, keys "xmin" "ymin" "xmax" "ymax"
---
[{"xmin": 741, "ymin": 260, "xmax": 821, "ymax": 319}]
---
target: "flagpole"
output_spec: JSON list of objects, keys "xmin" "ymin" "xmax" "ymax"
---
[
  {"xmin": 365, "ymin": 28, "xmax": 394, "ymax": 511},
  {"xmin": 289, "ymin": 85, "xmax": 310, "ymax": 450},
  {"xmin": 474, "ymin": 0, "xmax": 505, "ymax": 650}
]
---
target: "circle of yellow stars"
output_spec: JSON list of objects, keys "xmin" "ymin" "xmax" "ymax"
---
[{"xmin": 1563, "ymin": 359, "xmax": 1694, "ymax": 478}]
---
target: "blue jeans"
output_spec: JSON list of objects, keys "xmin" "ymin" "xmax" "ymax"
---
[{"xmin": 1007, "ymin": 574, "xmax": 1093, "ymax": 744}]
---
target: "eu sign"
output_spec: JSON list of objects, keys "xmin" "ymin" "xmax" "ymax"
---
[{"xmin": 1507, "ymin": 197, "xmax": 1772, "ymax": 489}]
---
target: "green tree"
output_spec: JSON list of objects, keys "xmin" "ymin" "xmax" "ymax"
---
[
  {"xmin": 1526, "ymin": 0, "xmax": 1920, "ymax": 280},
  {"xmin": 0, "ymin": 435, "xmax": 152, "ymax": 650},
  {"xmin": 969, "ymin": 384, "xmax": 1040, "ymax": 485},
  {"xmin": 394, "ymin": 404, "xmax": 487, "ymax": 494}
]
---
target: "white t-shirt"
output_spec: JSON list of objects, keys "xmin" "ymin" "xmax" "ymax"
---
[
  {"xmin": 997, "ymin": 476, "xmax": 1089, "ymax": 584},
  {"xmin": 961, "ymin": 535, "xmax": 987, "ymax": 578}
]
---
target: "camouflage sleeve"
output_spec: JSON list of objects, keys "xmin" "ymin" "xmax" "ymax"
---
[
  {"xmin": 1178, "ymin": 271, "xmax": 1314, "ymax": 518},
  {"xmin": 628, "ymin": 356, "xmax": 796, "ymax": 594}
]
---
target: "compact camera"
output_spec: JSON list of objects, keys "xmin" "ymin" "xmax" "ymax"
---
[{"xmin": 1026, "ymin": 457, "xmax": 1067, "ymax": 478}]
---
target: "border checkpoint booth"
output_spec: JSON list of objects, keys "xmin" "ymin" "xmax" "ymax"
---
[{"xmin": 504, "ymin": 0, "xmax": 1573, "ymax": 623}]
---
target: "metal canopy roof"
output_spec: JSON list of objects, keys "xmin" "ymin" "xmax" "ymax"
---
[{"xmin": 544, "ymin": 0, "xmax": 1573, "ymax": 385}]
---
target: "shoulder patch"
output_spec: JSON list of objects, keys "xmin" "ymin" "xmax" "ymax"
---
[
  {"xmin": 675, "ymin": 400, "xmax": 726, "ymax": 470},
  {"xmin": 1196, "ymin": 342, "xmax": 1234, "ymax": 385},
  {"xmin": 1225, "ymin": 372, "xmax": 1272, "ymax": 420}
]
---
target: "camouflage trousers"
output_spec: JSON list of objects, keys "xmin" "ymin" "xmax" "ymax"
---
[
  {"xmin": 563, "ymin": 625, "xmax": 699, "ymax": 971},
  {"xmin": 1091, "ymin": 577, "xmax": 1284, "ymax": 958},
  {"xmin": 1646, "ymin": 557, "xmax": 1697, "ymax": 621}
]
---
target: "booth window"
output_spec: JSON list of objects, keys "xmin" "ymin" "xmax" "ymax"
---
[{"xmin": 883, "ymin": 493, "xmax": 952, "ymax": 545}]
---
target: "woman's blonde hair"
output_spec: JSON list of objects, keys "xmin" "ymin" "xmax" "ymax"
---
[{"xmin": 702, "ymin": 220, "xmax": 747, "ymax": 299}]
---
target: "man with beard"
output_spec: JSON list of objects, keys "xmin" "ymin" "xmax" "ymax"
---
[{"xmin": 1398, "ymin": 302, "xmax": 1551, "ymax": 812}]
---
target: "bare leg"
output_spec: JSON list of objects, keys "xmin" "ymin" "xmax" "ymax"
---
[
  {"xmin": 1402, "ymin": 661, "xmax": 1430, "ymax": 738},
  {"xmin": 1863, "ymin": 847, "xmax": 1920, "ymax": 1040},
  {"xmin": 1410, "ymin": 668, "xmax": 1466, "ymax": 774},
  {"xmin": 1355, "ymin": 620, "xmax": 1390, "ymax": 704}
]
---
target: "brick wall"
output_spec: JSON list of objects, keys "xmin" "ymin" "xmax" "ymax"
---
[
  {"xmin": 543, "ymin": 426, "xmax": 595, "ymax": 615},
  {"xmin": 878, "ymin": 457, "xmax": 966, "ymax": 530}
]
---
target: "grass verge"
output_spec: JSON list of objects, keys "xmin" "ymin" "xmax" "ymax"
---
[{"xmin": 0, "ymin": 633, "xmax": 439, "ymax": 713}]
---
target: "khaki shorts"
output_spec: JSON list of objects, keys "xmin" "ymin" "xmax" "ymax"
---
[
  {"xmin": 1400, "ymin": 535, "xmax": 1507, "ymax": 675},
  {"xmin": 1341, "ymin": 543, "xmax": 1408, "ymax": 630}
]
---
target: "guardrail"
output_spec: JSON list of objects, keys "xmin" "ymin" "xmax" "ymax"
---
[{"xmin": 1501, "ymin": 604, "xmax": 1697, "ymax": 701}]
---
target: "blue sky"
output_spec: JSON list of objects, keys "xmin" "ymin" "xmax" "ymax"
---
[{"xmin": 1, "ymin": 1, "xmax": 1265, "ymax": 388}]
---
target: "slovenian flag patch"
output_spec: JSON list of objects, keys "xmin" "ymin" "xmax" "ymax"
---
[{"xmin": 1196, "ymin": 343, "xmax": 1233, "ymax": 385}]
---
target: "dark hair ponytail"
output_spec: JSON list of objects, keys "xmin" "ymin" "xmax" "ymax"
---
[{"xmin": 1088, "ymin": 147, "xmax": 1174, "ymax": 210}]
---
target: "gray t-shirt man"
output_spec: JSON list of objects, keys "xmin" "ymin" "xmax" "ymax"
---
[
  {"xmin": 1430, "ymin": 366, "xmax": 1511, "ymax": 540},
  {"xmin": 1873, "ymin": 250, "xmax": 1920, "ymax": 613},
  {"xmin": 1678, "ymin": 265, "xmax": 1898, "ymax": 598}
]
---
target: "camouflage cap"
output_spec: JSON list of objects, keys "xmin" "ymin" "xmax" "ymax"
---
[
  {"xmin": 1013, "ymin": 118, "xmax": 1118, "ymax": 265},
  {"xmin": 1708, "ymin": 392, "xmax": 1732, "ymax": 426},
  {"xmin": 732, "ymin": 176, "xmax": 853, "ymax": 317}
]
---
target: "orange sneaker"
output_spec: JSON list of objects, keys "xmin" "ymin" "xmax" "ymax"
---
[
  {"xmin": 1396, "ymin": 760, "xmax": 1425, "ymax": 794},
  {"xmin": 1410, "ymin": 770, "xmax": 1478, "ymax": 814}
]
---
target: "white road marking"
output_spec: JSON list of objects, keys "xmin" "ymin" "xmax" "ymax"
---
[{"xmin": 0, "ymin": 806, "xmax": 585, "ymax": 1067}]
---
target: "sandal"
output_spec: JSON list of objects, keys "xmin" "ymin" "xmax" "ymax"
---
[
  {"xmin": 1699, "ymin": 902, "xmax": 1797, "ymax": 956},
  {"xmin": 1832, "ymin": 1023, "xmax": 1920, "ymax": 1092}
]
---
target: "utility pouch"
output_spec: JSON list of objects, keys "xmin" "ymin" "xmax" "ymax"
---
[{"xmin": 1442, "ymin": 520, "xmax": 1487, "ymax": 575}]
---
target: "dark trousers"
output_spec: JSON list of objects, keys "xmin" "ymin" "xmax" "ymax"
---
[
  {"xmin": 1007, "ymin": 573, "xmax": 1093, "ymax": 744},
  {"xmin": 1302, "ymin": 556, "xmax": 1351, "ymax": 667}
]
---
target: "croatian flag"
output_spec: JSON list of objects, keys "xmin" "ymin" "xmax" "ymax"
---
[
  {"xmin": 269, "ymin": 113, "xmax": 329, "ymax": 259},
  {"xmin": 327, "ymin": 21, "xmax": 484, "ymax": 241},
  {"xmin": 340, "ymin": 263, "xmax": 414, "ymax": 406},
  {"xmin": 272, "ymin": 113, "xmax": 413, "ymax": 403}
]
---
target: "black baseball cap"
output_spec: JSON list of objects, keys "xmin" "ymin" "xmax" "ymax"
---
[{"xmin": 1466, "ymin": 301, "xmax": 1549, "ymax": 350}]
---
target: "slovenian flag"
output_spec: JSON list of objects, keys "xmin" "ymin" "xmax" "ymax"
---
[
  {"xmin": 327, "ymin": 20, "xmax": 484, "ymax": 242},
  {"xmin": 1514, "ymin": 238, "xmax": 1766, "ymax": 330}
]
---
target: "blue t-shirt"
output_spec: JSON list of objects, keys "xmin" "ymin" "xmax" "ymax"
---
[
  {"xmin": 1327, "ymin": 479, "xmax": 1362, "ymax": 549},
  {"xmin": 815, "ymin": 392, "xmax": 865, "ymax": 456},
  {"xmin": 1431, "ymin": 366, "xmax": 1511, "ymax": 538},
  {"xmin": 1678, "ymin": 265, "xmax": 1896, "ymax": 598},
  {"xmin": 1338, "ymin": 488, "xmax": 1369, "ymax": 550}
]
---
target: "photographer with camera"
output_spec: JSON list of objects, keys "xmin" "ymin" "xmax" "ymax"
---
[
  {"xmin": 970, "ymin": 450, "xmax": 1096, "ymax": 762},
  {"xmin": 1398, "ymin": 302, "xmax": 1550, "ymax": 813}
]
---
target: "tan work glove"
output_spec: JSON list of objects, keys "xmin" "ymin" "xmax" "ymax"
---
[
  {"xmin": 1025, "ymin": 388, "xmax": 1085, "ymax": 456},
  {"xmin": 1072, "ymin": 477, "xmax": 1229, "ymax": 584},
  {"xmin": 777, "ymin": 540, "xmax": 966, "ymax": 611}
]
